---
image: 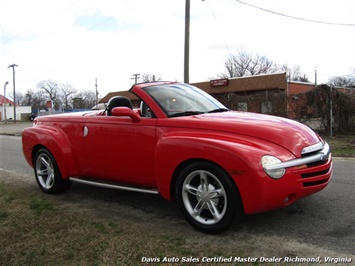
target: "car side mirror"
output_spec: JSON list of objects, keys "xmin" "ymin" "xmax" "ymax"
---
[{"xmin": 111, "ymin": 107, "xmax": 141, "ymax": 122}]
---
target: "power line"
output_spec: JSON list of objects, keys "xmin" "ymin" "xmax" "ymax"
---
[
  {"xmin": 207, "ymin": 0, "xmax": 231, "ymax": 55},
  {"xmin": 235, "ymin": 0, "xmax": 355, "ymax": 27}
]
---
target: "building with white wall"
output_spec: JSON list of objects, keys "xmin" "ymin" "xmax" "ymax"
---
[{"xmin": 0, "ymin": 94, "xmax": 32, "ymax": 121}]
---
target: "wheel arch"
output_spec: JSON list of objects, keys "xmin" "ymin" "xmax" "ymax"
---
[
  {"xmin": 170, "ymin": 158, "xmax": 207, "ymax": 201},
  {"xmin": 170, "ymin": 158, "xmax": 243, "ymax": 212},
  {"xmin": 23, "ymin": 127, "xmax": 77, "ymax": 179},
  {"xmin": 32, "ymin": 144, "xmax": 46, "ymax": 165},
  {"xmin": 155, "ymin": 134, "xmax": 255, "ymax": 206},
  {"xmin": 33, "ymin": 146, "xmax": 72, "ymax": 194}
]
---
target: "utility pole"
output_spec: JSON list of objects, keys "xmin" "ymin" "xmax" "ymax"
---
[
  {"xmin": 184, "ymin": 0, "xmax": 205, "ymax": 83},
  {"xmin": 3, "ymin": 81, "xmax": 9, "ymax": 124},
  {"xmin": 329, "ymin": 86, "xmax": 333, "ymax": 137},
  {"xmin": 184, "ymin": 0, "xmax": 190, "ymax": 83},
  {"xmin": 131, "ymin": 73, "xmax": 140, "ymax": 84},
  {"xmin": 95, "ymin": 78, "xmax": 99, "ymax": 105},
  {"xmin": 8, "ymin": 64, "xmax": 18, "ymax": 123}
]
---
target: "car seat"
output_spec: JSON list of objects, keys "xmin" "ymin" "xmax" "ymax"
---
[{"xmin": 107, "ymin": 96, "xmax": 133, "ymax": 116}]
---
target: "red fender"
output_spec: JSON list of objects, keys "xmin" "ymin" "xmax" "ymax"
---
[
  {"xmin": 154, "ymin": 131, "xmax": 296, "ymax": 215},
  {"xmin": 22, "ymin": 126, "xmax": 79, "ymax": 179}
]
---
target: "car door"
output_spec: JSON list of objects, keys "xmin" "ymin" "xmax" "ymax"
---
[{"xmin": 83, "ymin": 115, "xmax": 157, "ymax": 187}]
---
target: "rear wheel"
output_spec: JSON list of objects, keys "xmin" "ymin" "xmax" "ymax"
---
[
  {"xmin": 176, "ymin": 162, "xmax": 242, "ymax": 233},
  {"xmin": 34, "ymin": 148, "xmax": 71, "ymax": 194}
]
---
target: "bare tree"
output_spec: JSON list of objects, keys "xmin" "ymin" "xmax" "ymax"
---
[
  {"xmin": 7, "ymin": 91, "xmax": 25, "ymax": 106},
  {"xmin": 224, "ymin": 51, "xmax": 250, "ymax": 77},
  {"xmin": 60, "ymin": 83, "xmax": 77, "ymax": 110},
  {"xmin": 248, "ymin": 53, "xmax": 274, "ymax": 76},
  {"xmin": 328, "ymin": 75, "xmax": 355, "ymax": 88},
  {"xmin": 141, "ymin": 73, "xmax": 162, "ymax": 82},
  {"xmin": 72, "ymin": 90, "xmax": 96, "ymax": 109},
  {"xmin": 22, "ymin": 89, "xmax": 35, "ymax": 106},
  {"xmin": 222, "ymin": 50, "xmax": 275, "ymax": 78},
  {"xmin": 277, "ymin": 64, "xmax": 309, "ymax": 82},
  {"xmin": 37, "ymin": 80, "xmax": 60, "ymax": 108},
  {"xmin": 32, "ymin": 90, "xmax": 48, "ymax": 111},
  {"xmin": 221, "ymin": 50, "xmax": 311, "ymax": 82}
]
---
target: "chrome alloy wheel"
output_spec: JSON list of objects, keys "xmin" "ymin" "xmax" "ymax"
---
[
  {"xmin": 34, "ymin": 148, "xmax": 71, "ymax": 194},
  {"xmin": 35, "ymin": 153, "xmax": 55, "ymax": 190},
  {"xmin": 182, "ymin": 170, "xmax": 227, "ymax": 225}
]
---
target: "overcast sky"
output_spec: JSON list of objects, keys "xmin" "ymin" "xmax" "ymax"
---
[{"xmin": 1, "ymin": 0, "xmax": 354, "ymax": 98}]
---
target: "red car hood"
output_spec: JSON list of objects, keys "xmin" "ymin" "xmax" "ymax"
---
[{"xmin": 160, "ymin": 111, "xmax": 321, "ymax": 157}]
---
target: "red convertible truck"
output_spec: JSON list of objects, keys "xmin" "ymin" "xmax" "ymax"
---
[{"xmin": 22, "ymin": 82, "xmax": 333, "ymax": 233}]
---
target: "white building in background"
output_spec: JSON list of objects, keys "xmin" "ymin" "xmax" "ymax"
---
[{"xmin": 0, "ymin": 94, "xmax": 32, "ymax": 121}]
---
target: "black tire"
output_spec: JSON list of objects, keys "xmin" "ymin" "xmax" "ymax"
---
[
  {"xmin": 34, "ymin": 148, "xmax": 71, "ymax": 194},
  {"xmin": 176, "ymin": 161, "xmax": 242, "ymax": 233}
]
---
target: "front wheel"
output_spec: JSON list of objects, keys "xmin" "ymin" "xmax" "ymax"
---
[
  {"xmin": 176, "ymin": 162, "xmax": 242, "ymax": 233},
  {"xmin": 34, "ymin": 148, "xmax": 71, "ymax": 194}
]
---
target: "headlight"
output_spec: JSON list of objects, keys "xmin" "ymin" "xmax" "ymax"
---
[{"xmin": 261, "ymin": 155, "xmax": 286, "ymax": 179}]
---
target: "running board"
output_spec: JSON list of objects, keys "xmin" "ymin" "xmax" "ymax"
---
[{"xmin": 69, "ymin": 177, "xmax": 159, "ymax": 195}]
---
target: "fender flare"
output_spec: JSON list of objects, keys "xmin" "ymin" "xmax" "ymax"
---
[
  {"xmin": 154, "ymin": 134, "xmax": 257, "ymax": 201},
  {"xmin": 22, "ymin": 126, "xmax": 77, "ymax": 179}
]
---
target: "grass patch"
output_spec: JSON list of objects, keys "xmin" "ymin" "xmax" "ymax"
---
[
  {"xmin": 0, "ymin": 181, "xmax": 242, "ymax": 266},
  {"xmin": 29, "ymin": 197, "xmax": 54, "ymax": 215},
  {"xmin": 0, "ymin": 211, "xmax": 9, "ymax": 222},
  {"xmin": 322, "ymin": 135, "xmax": 355, "ymax": 156}
]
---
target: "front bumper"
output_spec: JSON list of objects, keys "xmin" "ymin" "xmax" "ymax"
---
[
  {"xmin": 263, "ymin": 142, "xmax": 331, "ymax": 171},
  {"xmin": 242, "ymin": 142, "xmax": 333, "ymax": 214}
]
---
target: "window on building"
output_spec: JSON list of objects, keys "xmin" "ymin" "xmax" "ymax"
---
[
  {"xmin": 261, "ymin": 101, "xmax": 272, "ymax": 114},
  {"xmin": 237, "ymin": 102, "xmax": 248, "ymax": 111}
]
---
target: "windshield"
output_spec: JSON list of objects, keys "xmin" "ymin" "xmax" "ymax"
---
[{"xmin": 143, "ymin": 83, "xmax": 227, "ymax": 117}]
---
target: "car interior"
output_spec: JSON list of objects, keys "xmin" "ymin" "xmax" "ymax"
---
[
  {"xmin": 104, "ymin": 96, "xmax": 155, "ymax": 118},
  {"xmin": 106, "ymin": 96, "xmax": 133, "ymax": 116}
]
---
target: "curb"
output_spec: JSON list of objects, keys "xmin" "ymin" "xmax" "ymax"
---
[{"xmin": 0, "ymin": 132, "xmax": 23, "ymax": 137}]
